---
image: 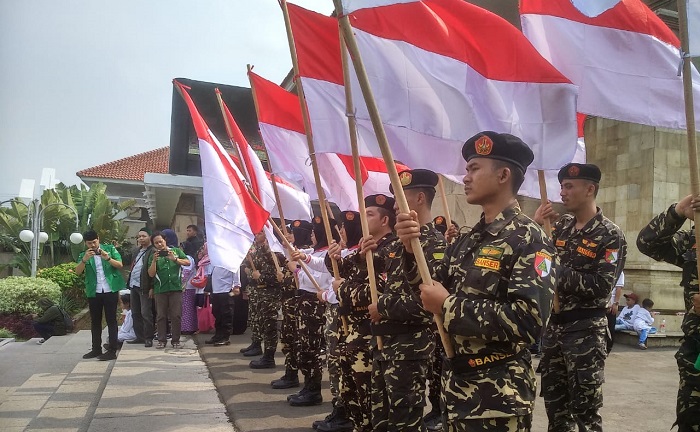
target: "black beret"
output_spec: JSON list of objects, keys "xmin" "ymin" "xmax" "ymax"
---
[
  {"xmin": 364, "ymin": 194, "xmax": 395, "ymax": 212},
  {"xmin": 462, "ymin": 131, "xmax": 534, "ymax": 173},
  {"xmin": 138, "ymin": 227, "xmax": 152, "ymax": 235},
  {"xmin": 342, "ymin": 211, "xmax": 361, "ymax": 225},
  {"xmin": 291, "ymin": 220, "xmax": 312, "ymax": 232},
  {"xmin": 557, "ymin": 163, "xmax": 601, "ymax": 183},
  {"xmin": 311, "ymin": 216, "xmax": 337, "ymax": 228},
  {"xmin": 389, "ymin": 169, "xmax": 439, "ymax": 194},
  {"xmin": 433, "ymin": 216, "xmax": 447, "ymax": 235}
]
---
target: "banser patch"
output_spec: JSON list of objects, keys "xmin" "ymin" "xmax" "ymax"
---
[
  {"xmin": 605, "ymin": 249, "xmax": 619, "ymax": 263},
  {"xmin": 576, "ymin": 246, "xmax": 596, "ymax": 258},
  {"xmin": 477, "ymin": 246, "xmax": 504, "ymax": 260},
  {"xmin": 535, "ymin": 251, "xmax": 552, "ymax": 277},
  {"xmin": 474, "ymin": 257, "xmax": 500, "ymax": 271}
]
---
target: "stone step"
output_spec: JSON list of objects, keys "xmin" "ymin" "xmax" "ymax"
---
[{"xmin": 615, "ymin": 330, "xmax": 683, "ymax": 348}]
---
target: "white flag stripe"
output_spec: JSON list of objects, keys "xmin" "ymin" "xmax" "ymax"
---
[{"xmin": 688, "ymin": 0, "xmax": 700, "ymax": 56}]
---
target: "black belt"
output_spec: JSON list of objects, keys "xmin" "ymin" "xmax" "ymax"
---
[
  {"xmin": 549, "ymin": 308, "xmax": 606, "ymax": 324},
  {"xmin": 371, "ymin": 322, "xmax": 429, "ymax": 336},
  {"xmin": 443, "ymin": 350, "xmax": 526, "ymax": 374}
]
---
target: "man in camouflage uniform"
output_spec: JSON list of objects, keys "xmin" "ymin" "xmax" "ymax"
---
[
  {"xmin": 248, "ymin": 231, "xmax": 294, "ymax": 369},
  {"xmin": 240, "ymin": 247, "xmax": 263, "ymax": 357},
  {"xmin": 323, "ymin": 197, "xmax": 397, "ymax": 432},
  {"xmin": 636, "ymin": 194, "xmax": 700, "ymax": 430},
  {"xmin": 397, "ymin": 132, "xmax": 556, "ymax": 431},
  {"xmin": 537, "ymin": 162, "xmax": 626, "ymax": 432},
  {"xmin": 364, "ymin": 169, "xmax": 446, "ymax": 432}
]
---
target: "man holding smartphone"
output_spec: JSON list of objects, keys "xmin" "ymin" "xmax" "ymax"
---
[{"xmin": 75, "ymin": 230, "xmax": 125, "ymax": 361}]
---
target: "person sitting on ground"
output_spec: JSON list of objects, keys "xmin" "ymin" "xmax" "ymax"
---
[
  {"xmin": 634, "ymin": 298, "xmax": 656, "ymax": 350},
  {"xmin": 117, "ymin": 292, "xmax": 137, "ymax": 343},
  {"xmin": 615, "ymin": 292, "xmax": 641, "ymax": 331},
  {"xmin": 32, "ymin": 297, "xmax": 67, "ymax": 344}
]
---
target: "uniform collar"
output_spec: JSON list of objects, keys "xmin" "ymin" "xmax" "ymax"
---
[
  {"xmin": 562, "ymin": 207, "xmax": 604, "ymax": 235},
  {"xmin": 476, "ymin": 203, "xmax": 521, "ymax": 237}
]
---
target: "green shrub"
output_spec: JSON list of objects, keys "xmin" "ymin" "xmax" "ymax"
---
[
  {"xmin": 37, "ymin": 263, "xmax": 86, "ymax": 310},
  {"xmin": 0, "ymin": 277, "xmax": 61, "ymax": 315},
  {"xmin": 0, "ymin": 328, "xmax": 16, "ymax": 338}
]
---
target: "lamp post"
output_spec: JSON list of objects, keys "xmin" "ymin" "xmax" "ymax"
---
[{"xmin": 17, "ymin": 201, "xmax": 83, "ymax": 277}]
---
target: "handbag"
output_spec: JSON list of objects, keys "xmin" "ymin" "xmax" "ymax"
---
[
  {"xmin": 197, "ymin": 295, "xmax": 215, "ymax": 333},
  {"xmin": 190, "ymin": 264, "xmax": 208, "ymax": 288}
]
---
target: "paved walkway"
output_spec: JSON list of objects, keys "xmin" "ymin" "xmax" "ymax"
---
[{"xmin": 0, "ymin": 329, "xmax": 683, "ymax": 432}]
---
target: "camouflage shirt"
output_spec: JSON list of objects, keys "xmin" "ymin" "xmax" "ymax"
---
[
  {"xmin": 373, "ymin": 222, "xmax": 446, "ymax": 361},
  {"xmin": 405, "ymin": 204, "xmax": 556, "ymax": 419},
  {"xmin": 552, "ymin": 208, "xmax": 626, "ymax": 319},
  {"xmin": 250, "ymin": 244, "xmax": 293, "ymax": 290},
  {"xmin": 637, "ymin": 204, "xmax": 697, "ymax": 295}
]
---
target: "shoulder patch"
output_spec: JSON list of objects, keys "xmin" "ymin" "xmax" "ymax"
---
[
  {"xmin": 535, "ymin": 251, "xmax": 552, "ymax": 277},
  {"xmin": 605, "ymin": 249, "xmax": 619, "ymax": 263}
]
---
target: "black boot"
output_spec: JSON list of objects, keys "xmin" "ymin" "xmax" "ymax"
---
[
  {"xmin": 289, "ymin": 374, "xmax": 322, "ymax": 406},
  {"xmin": 313, "ymin": 405, "xmax": 337, "ymax": 430},
  {"xmin": 240, "ymin": 340, "xmax": 261, "ymax": 354},
  {"xmin": 272, "ymin": 366, "xmax": 300, "ymax": 389},
  {"xmin": 317, "ymin": 404, "xmax": 353, "ymax": 432},
  {"xmin": 242, "ymin": 341, "xmax": 262, "ymax": 357},
  {"xmin": 249, "ymin": 348, "xmax": 276, "ymax": 369}
]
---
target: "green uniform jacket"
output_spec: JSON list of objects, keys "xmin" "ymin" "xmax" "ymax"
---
[
  {"xmin": 77, "ymin": 243, "xmax": 125, "ymax": 298},
  {"xmin": 148, "ymin": 247, "xmax": 187, "ymax": 294}
]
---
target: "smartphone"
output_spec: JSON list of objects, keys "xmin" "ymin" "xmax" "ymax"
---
[
  {"xmin": 94, "ymin": 248, "xmax": 102, "ymax": 255},
  {"xmin": 158, "ymin": 250, "xmax": 169, "ymax": 257}
]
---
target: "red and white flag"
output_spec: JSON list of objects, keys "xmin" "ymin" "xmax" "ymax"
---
[
  {"xmin": 249, "ymin": 70, "xmax": 406, "ymax": 211},
  {"xmin": 217, "ymin": 89, "xmax": 277, "ymax": 213},
  {"xmin": 520, "ymin": 113, "xmax": 587, "ymax": 202},
  {"xmin": 521, "ymin": 0, "xmax": 700, "ymax": 129},
  {"xmin": 307, "ymin": 0, "xmax": 578, "ymax": 175},
  {"xmin": 174, "ymin": 80, "xmax": 269, "ymax": 273},
  {"xmin": 269, "ymin": 173, "xmax": 314, "ymax": 221}
]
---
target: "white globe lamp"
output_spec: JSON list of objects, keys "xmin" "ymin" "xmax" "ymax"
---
[
  {"xmin": 38, "ymin": 232, "xmax": 49, "ymax": 243},
  {"xmin": 69, "ymin": 232, "xmax": 83, "ymax": 245},
  {"xmin": 19, "ymin": 229, "xmax": 34, "ymax": 243}
]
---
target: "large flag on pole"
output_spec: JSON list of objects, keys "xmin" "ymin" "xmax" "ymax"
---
[
  {"xmin": 521, "ymin": 0, "xmax": 700, "ymax": 129},
  {"xmin": 217, "ymin": 89, "xmax": 277, "ymax": 213},
  {"xmin": 520, "ymin": 113, "xmax": 587, "ymax": 202},
  {"xmin": 317, "ymin": 0, "xmax": 579, "ymax": 176},
  {"xmin": 174, "ymin": 80, "xmax": 269, "ymax": 273},
  {"xmin": 249, "ymin": 70, "xmax": 407, "ymax": 211},
  {"xmin": 689, "ymin": 0, "xmax": 700, "ymax": 56}
]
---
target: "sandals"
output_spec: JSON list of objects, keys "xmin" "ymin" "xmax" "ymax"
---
[{"xmin": 156, "ymin": 341, "xmax": 167, "ymax": 349}]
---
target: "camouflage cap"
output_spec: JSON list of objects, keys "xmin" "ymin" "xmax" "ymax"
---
[
  {"xmin": 557, "ymin": 163, "xmax": 601, "ymax": 184},
  {"xmin": 364, "ymin": 194, "xmax": 395, "ymax": 212},
  {"xmin": 462, "ymin": 131, "xmax": 534, "ymax": 173},
  {"xmin": 388, "ymin": 169, "xmax": 439, "ymax": 194}
]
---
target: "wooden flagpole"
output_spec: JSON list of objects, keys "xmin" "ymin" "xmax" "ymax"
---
[
  {"xmin": 339, "ymin": 26, "xmax": 383, "ymax": 350},
  {"xmin": 279, "ymin": 0, "xmax": 341, "ymax": 282},
  {"xmin": 678, "ymin": 0, "xmax": 700, "ymax": 283},
  {"xmin": 537, "ymin": 170, "xmax": 558, "ymax": 313},
  {"xmin": 215, "ymin": 89, "xmax": 281, "ymax": 274},
  {"xmin": 437, "ymin": 177, "xmax": 453, "ymax": 238},
  {"xmin": 334, "ymin": 0, "xmax": 454, "ymax": 358}
]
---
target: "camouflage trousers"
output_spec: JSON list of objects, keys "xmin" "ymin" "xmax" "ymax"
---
[
  {"xmin": 325, "ymin": 303, "xmax": 342, "ymax": 401},
  {"xmin": 297, "ymin": 291, "xmax": 325, "ymax": 380},
  {"xmin": 371, "ymin": 357, "xmax": 429, "ymax": 432},
  {"xmin": 254, "ymin": 286, "xmax": 281, "ymax": 351},
  {"xmin": 339, "ymin": 331, "xmax": 372, "ymax": 432},
  {"xmin": 280, "ymin": 295, "xmax": 299, "ymax": 372},
  {"xmin": 541, "ymin": 322, "xmax": 607, "ymax": 432},
  {"xmin": 676, "ymin": 357, "xmax": 700, "ymax": 432},
  {"xmin": 428, "ymin": 329, "xmax": 445, "ymax": 411},
  {"xmin": 443, "ymin": 415, "xmax": 532, "ymax": 432},
  {"xmin": 247, "ymin": 287, "xmax": 261, "ymax": 343}
]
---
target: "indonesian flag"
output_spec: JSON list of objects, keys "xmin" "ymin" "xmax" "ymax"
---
[
  {"xmin": 309, "ymin": 0, "xmax": 578, "ymax": 176},
  {"xmin": 174, "ymin": 80, "xmax": 269, "ymax": 273},
  {"xmin": 216, "ymin": 89, "xmax": 277, "ymax": 213},
  {"xmin": 249, "ymin": 70, "xmax": 406, "ymax": 211},
  {"xmin": 521, "ymin": 0, "xmax": 700, "ymax": 129},
  {"xmin": 271, "ymin": 174, "xmax": 314, "ymax": 221},
  {"xmin": 520, "ymin": 113, "xmax": 587, "ymax": 202}
]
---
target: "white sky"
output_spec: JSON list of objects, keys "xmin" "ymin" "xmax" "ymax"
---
[{"xmin": 0, "ymin": 0, "xmax": 331, "ymax": 201}]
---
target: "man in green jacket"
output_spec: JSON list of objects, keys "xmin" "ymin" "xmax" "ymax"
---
[
  {"xmin": 32, "ymin": 297, "xmax": 67, "ymax": 343},
  {"xmin": 75, "ymin": 230, "xmax": 125, "ymax": 361}
]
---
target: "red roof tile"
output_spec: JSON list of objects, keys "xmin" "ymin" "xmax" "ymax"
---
[{"xmin": 77, "ymin": 147, "xmax": 169, "ymax": 182}]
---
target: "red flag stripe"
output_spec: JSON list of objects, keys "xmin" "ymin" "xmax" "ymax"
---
[
  {"xmin": 349, "ymin": 0, "xmax": 572, "ymax": 84},
  {"xmin": 249, "ymin": 71, "xmax": 306, "ymax": 134},
  {"xmin": 288, "ymin": 3, "xmax": 343, "ymax": 85},
  {"xmin": 520, "ymin": 0, "xmax": 679, "ymax": 48}
]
